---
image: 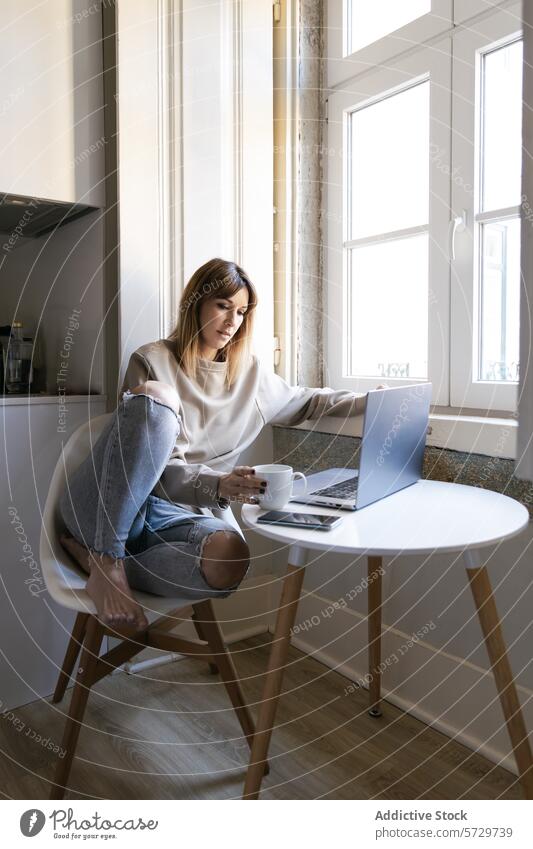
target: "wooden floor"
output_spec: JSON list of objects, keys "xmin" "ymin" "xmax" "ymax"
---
[{"xmin": 0, "ymin": 633, "xmax": 522, "ymax": 800}]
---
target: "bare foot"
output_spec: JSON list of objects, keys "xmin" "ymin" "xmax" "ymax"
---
[{"xmin": 60, "ymin": 534, "xmax": 149, "ymax": 631}]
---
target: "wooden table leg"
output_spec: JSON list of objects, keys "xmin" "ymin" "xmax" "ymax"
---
[
  {"xmin": 50, "ymin": 617, "xmax": 104, "ymax": 799},
  {"xmin": 243, "ymin": 545, "xmax": 307, "ymax": 799},
  {"xmin": 465, "ymin": 550, "xmax": 533, "ymax": 800},
  {"xmin": 53, "ymin": 612, "xmax": 90, "ymax": 703},
  {"xmin": 368, "ymin": 556, "xmax": 383, "ymax": 718}
]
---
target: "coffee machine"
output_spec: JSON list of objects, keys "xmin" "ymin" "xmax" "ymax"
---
[{"xmin": 0, "ymin": 324, "xmax": 35, "ymax": 394}]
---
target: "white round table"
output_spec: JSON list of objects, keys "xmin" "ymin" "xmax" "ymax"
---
[{"xmin": 240, "ymin": 480, "xmax": 532, "ymax": 799}]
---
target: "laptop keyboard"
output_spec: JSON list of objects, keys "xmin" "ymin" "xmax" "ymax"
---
[{"xmin": 312, "ymin": 476, "xmax": 359, "ymax": 500}]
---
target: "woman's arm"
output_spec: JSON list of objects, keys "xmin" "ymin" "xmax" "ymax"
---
[
  {"xmin": 119, "ymin": 351, "xmax": 153, "ymax": 400},
  {"xmin": 256, "ymin": 364, "xmax": 367, "ymax": 427},
  {"xmin": 121, "ymin": 351, "xmax": 229, "ymax": 509}
]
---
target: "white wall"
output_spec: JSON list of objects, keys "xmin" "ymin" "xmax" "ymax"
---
[
  {"xmin": 117, "ymin": 0, "xmax": 274, "ymax": 374},
  {"xmin": 0, "ymin": 397, "xmax": 107, "ymax": 711},
  {"xmin": 116, "ymin": 0, "xmax": 163, "ymax": 373}
]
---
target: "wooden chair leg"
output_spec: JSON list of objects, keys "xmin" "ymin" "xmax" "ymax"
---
[
  {"xmin": 368, "ymin": 556, "xmax": 383, "ymax": 718},
  {"xmin": 466, "ymin": 562, "xmax": 533, "ymax": 800},
  {"xmin": 192, "ymin": 608, "xmax": 219, "ymax": 675},
  {"xmin": 243, "ymin": 558, "xmax": 306, "ymax": 799},
  {"xmin": 50, "ymin": 616, "xmax": 105, "ymax": 800},
  {"xmin": 192, "ymin": 599, "xmax": 267, "ymax": 773},
  {"xmin": 52, "ymin": 612, "xmax": 90, "ymax": 703}
]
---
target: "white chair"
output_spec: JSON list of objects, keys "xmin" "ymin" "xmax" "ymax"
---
[{"xmin": 40, "ymin": 413, "xmax": 264, "ymax": 799}]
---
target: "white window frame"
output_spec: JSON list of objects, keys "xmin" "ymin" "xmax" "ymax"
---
[
  {"xmin": 326, "ymin": 0, "xmax": 453, "ymax": 89},
  {"xmin": 450, "ymin": 3, "xmax": 522, "ymax": 411},
  {"xmin": 454, "ymin": 0, "xmax": 516, "ymax": 25},
  {"xmin": 325, "ymin": 0, "xmax": 522, "ymax": 413},
  {"xmin": 325, "ymin": 42, "xmax": 452, "ymax": 405}
]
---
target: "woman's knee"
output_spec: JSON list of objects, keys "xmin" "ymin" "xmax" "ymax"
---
[
  {"xmin": 200, "ymin": 530, "xmax": 250, "ymax": 591},
  {"xmin": 128, "ymin": 380, "xmax": 180, "ymax": 413}
]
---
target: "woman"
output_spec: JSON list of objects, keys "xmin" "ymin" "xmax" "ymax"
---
[{"xmin": 59, "ymin": 258, "xmax": 367, "ymax": 630}]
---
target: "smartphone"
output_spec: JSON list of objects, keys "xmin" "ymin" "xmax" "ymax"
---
[{"xmin": 257, "ymin": 510, "xmax": 343, "ymax": 531}]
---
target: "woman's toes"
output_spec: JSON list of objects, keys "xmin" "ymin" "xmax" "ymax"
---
[{"xmin": 133, "ymin": 609, "xmax": 148, "ymax": 630}]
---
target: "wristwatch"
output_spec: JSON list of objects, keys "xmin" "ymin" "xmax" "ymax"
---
[{"xmin": 216, "ymin": 478, "xmax": 230, "ymax": 509}]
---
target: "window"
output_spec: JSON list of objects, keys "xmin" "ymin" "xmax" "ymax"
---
[
  {"xmin": 347, "ymin": 80, "xmax": 430, "ymax": 379},
  {"xmin": 479, "ymin": 37, "xmax": 522, "ymax": 383},
  {"xmin": 327, "ymin": 0, "xmax": 452, "ymax": 89},
  {"xmin": 326, "ymin": 0, "xmax": 522, "ymax": 412},
  {"xmin": 348, "ymin": 0, "xmax": 431, "ymax": 55},
  {"xmin": 326, "ymin": 44, "xmax": 452, "ymax": 405},
  {"xmin": 451, "ymin": 8, "xmax": 522, "ymax": 410}
]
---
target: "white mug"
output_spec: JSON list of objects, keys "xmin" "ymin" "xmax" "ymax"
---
[{"xmin": 253, "ymin": 464, "xmax": 307, "ymax": 510}]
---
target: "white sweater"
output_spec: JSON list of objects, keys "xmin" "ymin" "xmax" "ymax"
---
[{"xmin": 121, "ymin": 338, "xmax": 366, "ymax": 515}]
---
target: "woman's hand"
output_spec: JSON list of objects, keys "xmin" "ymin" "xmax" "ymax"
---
[{"xmin": 218, "ymin": 466, "xmax": 267, "ymax": 504}]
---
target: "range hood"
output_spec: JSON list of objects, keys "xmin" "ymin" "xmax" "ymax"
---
[{"xmin": 0, "ymin": 192, "xmax": 96, "ymax": 244}]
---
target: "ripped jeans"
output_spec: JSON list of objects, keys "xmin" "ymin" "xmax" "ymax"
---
[{"xmin": 58, "ymin": 390, "xmax": 246, "ymax": 600}]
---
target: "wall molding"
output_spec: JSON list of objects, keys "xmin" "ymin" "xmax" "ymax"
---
[
  {"xmin": 273, "ymin": 0, "xmax": 299, "ymax": 384},
  {"xmin": 233, "ymin": 0, "xmax": 243, "ymax": 262},
  {"xmin": 159, "ymin": 0, "xmax": 180, "ymax": 336}
]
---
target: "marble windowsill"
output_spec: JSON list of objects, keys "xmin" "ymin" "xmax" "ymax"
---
[
  {"xmin": 272, "ymin": 417, "xmax": 533, "ymax": 518},
  {"xmin": 0, "ymin": 394, "xmax": 107, "ymax": 406},
  {"xmin": 280, "ymin": 410, "xmax": 517, "ymax": 460}
]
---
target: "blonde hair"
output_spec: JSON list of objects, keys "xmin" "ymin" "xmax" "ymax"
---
[{"xmin": 168, "ymin": 258, "xmax": 258, "ymax": 388}]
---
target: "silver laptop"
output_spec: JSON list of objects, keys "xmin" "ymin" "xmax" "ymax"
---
[{"xmin": 290, "ymin": 383, "xmax": 432, "ymax": 511}]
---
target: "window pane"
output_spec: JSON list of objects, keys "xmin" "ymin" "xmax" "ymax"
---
[
  {"xmin": 350, "ymin": 81, "xmax": 429, "ymax": 240},
  {"xmin": 348, "ymin": 235, "xmax": 428, "ymax": 378},
  {"xmin": 349, "ymin": 0, "xmax": 431, "ymax": 54},
  {"xmin": 479, "ymin": 218, "xmax": 520, "ymax": 382},
  {"xmin": 481, "ymin": 39, "xmax": 523, "ymax": 211}
]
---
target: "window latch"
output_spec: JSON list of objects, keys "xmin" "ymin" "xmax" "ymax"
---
[
  {"xmin": 449, "ymin": 211, "xmax": 467, "ymax": 261},
  {"xmin": 273, "ymin": 335, "xmax": 281, "ymax": 367}
]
